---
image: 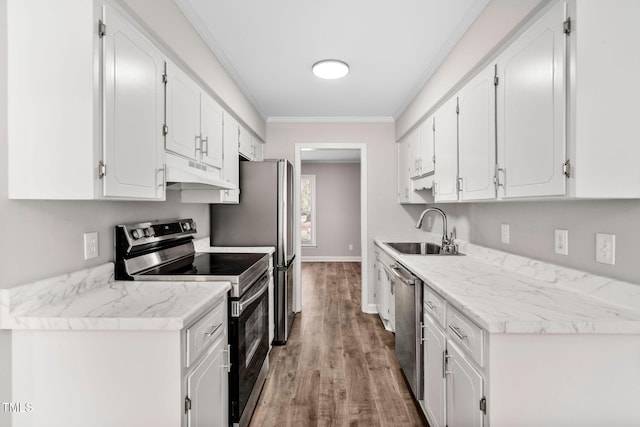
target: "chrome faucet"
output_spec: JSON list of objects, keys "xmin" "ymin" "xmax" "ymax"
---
[{"xmin": 415, "ymin": 207, "xmax": 457, "ymax": 254}]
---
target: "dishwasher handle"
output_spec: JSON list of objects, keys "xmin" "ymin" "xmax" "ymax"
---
[{"xmin": 390, "ymin": 264, "xmax": 416, "ymax": 286}]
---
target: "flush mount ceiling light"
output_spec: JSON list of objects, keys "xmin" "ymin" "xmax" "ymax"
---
[{"xmin": 312, "ymin": 59, "xmax": 350, "ymax": 80}]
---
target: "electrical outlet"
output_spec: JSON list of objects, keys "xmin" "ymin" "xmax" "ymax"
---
[
  {"xmin": 427, "ymin": 216, "xmax": 433, "ymax": 228},
  {"xmin": 554, "ymin": 229, "xmax": 569, "ymax": 255},
  {"xmin": 501, "ymin": 224, "xmax": 510, "ymax": 244},
  {"xmin": 84, "ymin": 232, "xmax": 99, "ymax": 260},
  {"xmin": 596, "ymin": 233, "xmax": 615, "ymax": 265},
  {"xmin": 348, "ymin": 244, "xmax": 353, "ymax": 251}
]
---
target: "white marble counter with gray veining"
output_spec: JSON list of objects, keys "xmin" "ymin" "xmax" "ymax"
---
[
  {"xmin": 375, "ymin": 238, "xmax": 640, "ymax": 334},
  {"xmin": 0, "ymin": 263, "xmax": 230, "ymax": 331}
]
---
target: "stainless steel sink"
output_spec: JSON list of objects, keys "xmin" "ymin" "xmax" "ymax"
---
[{"xmin": 385, "ymin": 242, "xmax": 462, "ymax": 255}]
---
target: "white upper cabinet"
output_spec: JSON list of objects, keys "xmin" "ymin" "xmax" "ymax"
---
[
  {"xmin": 8, "ymin": 0, "xmax": 166, "ymax": 200},
  {"xmin": 568, "ymin": 0, "xmax": 640, "ymax": 198},
  {"xmin": 407, "ymin": 128, "xmax": 422, "ymax": 179},
  {"xmin": 200, "ymin": 93, "xmax": 224, "ymax": 169},
  {"xmin": 434, "ymin": 96, "xmax": 459, "ymax": 202},
  {"xmin": 419, "ymin": 117, "xmax": 436, "ymax": 177},
  {"xmin": 220, "ymin": 112, "xmax": 240, "ymax": 203},
  {"xmin": 166, "ymin": 62, "xmax": 201, "ymax": 160},
  {"xmin": 238, "ymin": 125, "xmax": 253, "ymax": 160},
  {"xmin": 397, "ymin": 138, "xmax": 412, "ymax": 203},
  {"xmin": 102, "ymin": 4, "xmax": 165, "ymax": 200},
  {"xmin": 237, "ymin": 125, "xmax": 264, "ymax": 161},
  {"xmin": 457, "ymin": 64, "xmax": 496, "ymax": 201},
  {"xmin": 496, "ymin": 0, "xmax": 567, "ymax": 199},
  {"xmin": 165, "ymin": 62, "xmax": 224, "ymax": 171}
]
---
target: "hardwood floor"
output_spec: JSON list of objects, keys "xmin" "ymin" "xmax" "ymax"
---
[{"xmin": 249, "ymin": 262, "xmax": 428, "ymax": 427}]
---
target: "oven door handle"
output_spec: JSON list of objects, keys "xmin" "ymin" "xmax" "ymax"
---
[{"xmin": 235, "ymin": 275, "xmax": 269, "ymax": 317}]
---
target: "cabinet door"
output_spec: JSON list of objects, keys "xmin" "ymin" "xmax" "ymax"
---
[
  {"xmin": 397, "ymin": 139, "xmax": 411, "ymax": 203},
  {"xmin": 186, "ymin": 337, "xmax": 228, "ymax": 427},
  {"xmin": 166, "ymin": 62, "xmax": 201, "ymax": 160},
  {"xmin": 446, "ymin": 343, "xmax": 484, "ymax": 427},
  {"xmin": 420, "ymin": 117, "xmax": 436, "ymax": 176},
  {"xmin": 423, "ymin": 314, "xmax": 446, "ymax": 427},
  {"xmin": 375, "ymin": 262, "xmax": 388, "ymax": 321},
  {"xmin": 458, "ymin": 65, "xmax": 496, "ymax": 201},
  {"xmin": 434, "ymin": 96, "xmax": 459, "ymax": 202},
  {"xmin": 238, "ymin": 125, "xmax": 252, "ymax": 159},
  {"xmin": 102, "ymin": 4, "xmax": 165, "ymax": 200},
  {"xmin": 252, "ymin": 138, "xmax": 264, "ymax": 162},
  {"xmin": 220, "ymin": 112, "xmax": 240, "ymax": 203},
  {"xmin": 496, "ymin": 0, "xmax": 566, "ymax": 198},
  {"xmin": 407, "ymin": 129, "xmax": 421, "ymax": 179},
  {"xmin": 200, "ymin": 93, "xmax": 224, "ymax": 169}
]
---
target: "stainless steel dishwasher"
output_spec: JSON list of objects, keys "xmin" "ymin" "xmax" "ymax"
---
[{"xmin": 391, "ymin": 262, "xmax": 422, "ymax": 400}]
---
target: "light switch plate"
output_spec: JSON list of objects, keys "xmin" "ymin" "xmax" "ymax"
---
[
  {"xmin": 554, "ymin": 229, "xmax": 569, "ymax": 255},
  {"xmin": 84, "ymin": 232, "xmax": 99, "ymax": 260},
  {"xmin": 501, "ymin": 224, "xmax": 510, "ymax": 244},
  {"xmin": 596, "ymin": 233, "xmax": 615, "ymax": 265}
]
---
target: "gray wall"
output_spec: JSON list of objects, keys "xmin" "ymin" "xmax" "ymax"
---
[
  {"xmin": 460, "ymin": 200, "xmax": 640, "ymax": 285},
  {"xmin": 301, "ymin": 163, "xmax": 361, "ymax": 259}
]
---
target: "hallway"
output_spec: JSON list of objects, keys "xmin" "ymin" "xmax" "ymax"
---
[{"xmin": 249, "ymin": 262, "xmax": 427, "ymax": 426}]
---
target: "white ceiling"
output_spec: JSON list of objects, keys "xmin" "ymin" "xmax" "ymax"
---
[{"xmin": 175, "ymin": 0, "xmax": 489, "ymax": 121}]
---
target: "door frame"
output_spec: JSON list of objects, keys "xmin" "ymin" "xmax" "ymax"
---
[{"xmin": 294, "ymin": 143, "xmax": 368, "ymax": 313}]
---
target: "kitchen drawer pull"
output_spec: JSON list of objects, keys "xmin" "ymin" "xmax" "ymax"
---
[
  {"xmin": 449, "ymin": 325, "xmax": 467, "ymax": 340},
  {"xmin": 204, "ymin": 322, "xmax": 223, "ymax": 337},
  {"xmin": 425, "ymin": 300, "xmax": 437, "ymax": 311}
]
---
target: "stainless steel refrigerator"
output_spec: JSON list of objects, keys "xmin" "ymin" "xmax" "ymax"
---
[{"xmin": 210, "ymin": 159, "xmax": 295, "ymax": 344}]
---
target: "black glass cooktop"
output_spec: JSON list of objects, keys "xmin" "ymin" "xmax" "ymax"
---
[{"xmin": 141, "ymin": 252, "xmax": 267, "ymax": 277}]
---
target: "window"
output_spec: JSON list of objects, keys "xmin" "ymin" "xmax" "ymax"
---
[{"xmin": 300, "ymin": 175, "xmax": 316, "ymax": 246}]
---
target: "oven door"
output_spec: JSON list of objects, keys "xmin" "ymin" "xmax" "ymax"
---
[{"xmin": 229, "ymin": 272, "xmax": 270, "ymax": 426}]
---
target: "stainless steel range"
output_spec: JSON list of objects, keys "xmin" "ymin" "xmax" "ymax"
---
[{"xmin": 115, "ymin": 218, "xmax": 270, "ymax": 427}]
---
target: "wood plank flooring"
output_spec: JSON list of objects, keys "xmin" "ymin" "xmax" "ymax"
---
[{"xmin": 249, "ymin": 262, "xmax": 428, "ymax": 427}]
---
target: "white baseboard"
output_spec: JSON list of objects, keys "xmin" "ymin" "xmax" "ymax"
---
[{"xmin": 301, "ymin": 256, "xmax": 362, "ymax": 262}]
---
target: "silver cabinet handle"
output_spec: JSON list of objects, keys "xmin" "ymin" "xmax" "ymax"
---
[
  {"xmin": 204, "ymin": 322, "xmax": 222, "ymax": 337},
  {"xmin": 425, "ymin": 300, "xmax": 436, "ymax": 311},
  {"xmin": 449, "ymin": 324, "xmax": 467, "ymax": 340},
  {"xmin": 195, "ymin": 134, "xmax": 202, "ymax": 156},
  {"xmin": 202, "ymin": 136, "xmax": 209, "ymax": 155}
]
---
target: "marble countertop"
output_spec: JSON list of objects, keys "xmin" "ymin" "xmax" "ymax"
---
[
  {"xmin": 375, "ymin": 239, "xmax": 640, "ymax": 334},
  {"xmin": 0, "ymin": 263, "xmax": 230, "ymax": 331}
]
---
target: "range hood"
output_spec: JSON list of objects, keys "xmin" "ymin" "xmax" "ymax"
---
[{"xmin": 165, "ymin": 152, "xmax": 235, "ymax": 190}]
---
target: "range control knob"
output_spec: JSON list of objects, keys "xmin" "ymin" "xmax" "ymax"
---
[
  {"xmin": 143, "ymin": 227, "xmax": 154, "ymax": 238},
  {"xmin": 131, "ymin": 229, "xmax": 142, "ymax": 240},
  {"xmin": 182, "ymin": 222, "xmax": 191, "ymax": 231}
]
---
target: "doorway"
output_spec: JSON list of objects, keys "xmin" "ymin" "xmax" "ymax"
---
[{"xmin": 293, "ymin": 143, "xmax": 368, "ymax": 314}]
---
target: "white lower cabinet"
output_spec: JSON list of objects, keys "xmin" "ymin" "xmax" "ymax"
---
[
  {"xmin": 186, "ymin": 335, "xmax": 229, "ymax": 427},
  {"xmin": 446, "ymin": 343, "xmax": 484, "ymax": 427},
  {"xmin": 423, "ymin": 313, "xmax": 446, "ymax": 427},
  {"xmin": 10, "ymin": 297, "xmax": 229, "ymax": 427},
  {"xmin": 422, "ymin": 284, "xmax": 486, "ymax": 427},
  {"xmin": 374, "ymin": 244, "xmax": 395, "ymax": 331}
]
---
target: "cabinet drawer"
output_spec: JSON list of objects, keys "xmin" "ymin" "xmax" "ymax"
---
[
  {"xmin": 446, "ymin": 306, "xmax": 484, "ymax": 367},
  {"xmin": 186, "ymin": 300, "xmax": 225, "ymax": 368},
  {"xmin": 423, "ymin": 284, "xmax": 445, "ymax": 327}
]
